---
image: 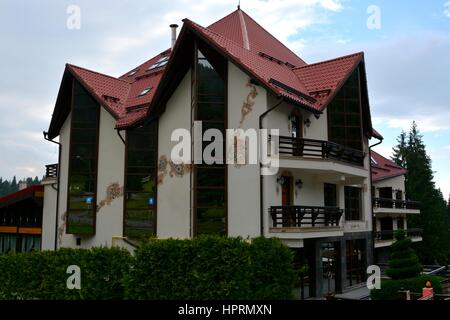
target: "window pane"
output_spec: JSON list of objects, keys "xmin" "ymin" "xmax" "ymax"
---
[
  {"xmin": 126, "ymin": 192, "xmax": 154, "ymax": 209},
  {"xmin": 67, "ymin": 210, "xmax": 94, "ymax": 234},
  {"xmin": 197, "ymin": 168, "xmax": 225, "ymax": 187},
  {"xmin": 197, "ymin": 188, "xmax": 225, "ymax": 207},
  {"xmin": 125, "ymin": 209, "xmax": 155, "ymax": 238},
  {"xmin": 195, "ymin": 50, "xmax": 226, "ymax": 236},
  {"xmin": 125, "ymin": 122, "xmax": 158, "ymax": 237},
  {"xmin": 197, "ymin": 208, "xmax": 226, "ymax": 235}
]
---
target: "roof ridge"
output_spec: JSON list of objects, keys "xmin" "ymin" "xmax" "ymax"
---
[
  {"xmin": 294, "ymin": 52, "xmax": 364, "ymax": 70},
  {"xmin": 186, "ymin": 19, "xmax": 250, "ymax": 51},
  {"xmin": 67, "ymin": 64, "xmax": 130, "ymax": 84},
  {"xmin": 238, "ymin": 9, "xmax": 306, "ymax": 66},
  {"xmin": 207, "ymin": 8, "xmax": 240, "ymax": 29}
]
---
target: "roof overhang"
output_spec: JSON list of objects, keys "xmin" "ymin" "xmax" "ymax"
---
[{"xmin": 146, "ymin": 19, "xmax": 320, "ymax": 121}]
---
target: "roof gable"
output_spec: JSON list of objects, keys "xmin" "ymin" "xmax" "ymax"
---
[
  {"xmin": 371, "ymin": 150, "xmax": 407, "ymax": 182},
  {"xmin": 208, "ymin": 8, "xmax": 307, "ymax": 68}
]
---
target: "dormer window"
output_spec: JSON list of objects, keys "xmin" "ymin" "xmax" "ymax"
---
[
  {"xmin": 128, "ymin": 68, "xmax": 139, "ymax": 76},
  {"xmin": 146, "ymin": 55, "xmax": 170, "ymax": 71},
  {"xmin": 138, "ymin": 87, "xmax": 152, "ymax": 97}
]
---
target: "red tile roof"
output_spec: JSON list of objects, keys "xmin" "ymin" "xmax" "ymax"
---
[
  {"xmin": 49, "ymin": 8, "xmax": 374, "ymax": 135},
  {"xmin": 208, "ymin": 9, "xmax": 307, "ymax": 68},
  {"xmin": 0, "ymin": 185, "xmax": 44, "ymax": 208},
  {"xmin": 371, "ymin": 150, "xmax": 407, "ymax": 182},
  {"xmin": 293, "ymin": 52, "xmax": 363, "ymax": 110}
]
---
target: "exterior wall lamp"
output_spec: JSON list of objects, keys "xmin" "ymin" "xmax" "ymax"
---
[
  {"xmin": 277, "ymin": 175, "xmax": 286, "ymax": 186},
  {"xmin": 295, "ymin": 179, "xmax": 303, "ymax": 189},
  {"xmin": 304, "ymin": 118, "xmax": 311, "ymax": 128}
]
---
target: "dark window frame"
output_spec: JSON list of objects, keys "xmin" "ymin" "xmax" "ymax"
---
[
  {"xmin": 327, "ymin": 67, "xmax": 364, "ymax": 151},
  {"xmin": 123, "ymin": 122, "xmax": 158, "ymax": 238},
  {"xmin": 344, "ymin": 186, "xmax": 362, "ymax": 221},
  {"xmin": 66, "ymin": 80, "xmax": 100, "ymax": 235},
  {"xmin": 193, "ymin": 42, "xmax": 228, "ymax": 236}
]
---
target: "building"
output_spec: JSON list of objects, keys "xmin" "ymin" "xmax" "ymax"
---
[
  {"xmin": 42, "ymin": 8, "xmax": 381, "ymax": 298},
  {"xmin": 371, "ymin": 150, "xmax": 422, "ymax": 263},
  {"xmin": 0, "ymin": 185, "xmax": 44, "ymax": 252}
]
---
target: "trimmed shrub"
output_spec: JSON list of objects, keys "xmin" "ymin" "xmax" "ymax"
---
[
  {"xmin": 386, "ymin": 229, "xmax": 422, "ymax": 280},
  {"xmin": 0, "ymin": 247, "xmax": 132, "ymax": 300},
  {"xmin": 370, "ymin": 275, "xmax": 443, "ymax": 300},
  {"xmin": 0, "ymin": 237, "xmax": 295, "ymax": 300},
  {"xmin": 125, "ymin": 236, "xmax": 295, "ymax": 300}
]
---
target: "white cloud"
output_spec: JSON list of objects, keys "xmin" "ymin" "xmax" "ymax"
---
[{"xmin": 444, "ymin": 1, "xmax": 450, "ymax": 17}]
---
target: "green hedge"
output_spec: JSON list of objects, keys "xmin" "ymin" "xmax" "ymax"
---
[
  {"xmin": 125, "ymin": 236, "xmax": 295, "ymax": 300},
  {"xmin": 0, "ymin": 236, "xmax": 295, "ymax": 300},
  {"xmin": 0, "ymin": 247, "xmax": 132, "ymax": 300},
  {"xmin": 370, "ymin": 275, "xmax": 443, "ymax": 300}
]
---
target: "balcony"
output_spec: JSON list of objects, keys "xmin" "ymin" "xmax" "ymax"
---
[
  {"xmin": 270, "ymin": 206, "xmax": 343, "ymax": 229},
  {"xmin": 271, "ymin": 135, "xmax": 365, "ymax": 167},
  {"xmin": 373, "ymin": 198, "xmax": 420, "ymax": 213},
  {"xmin": 45, "ymin": 164, "xmax": 58, "ymax": 179},
  {"xmin": 374, "ymin": 228, "xmax": 423, "ymax": 244}
]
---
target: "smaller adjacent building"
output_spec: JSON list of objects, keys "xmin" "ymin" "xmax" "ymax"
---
[
  {"xmin": 371, "ymin": 151, "xmax": 422, "ymax": 263},
  {"xmin": 0, "ymin": 185, "xmax": 44, "ymax": 253}
]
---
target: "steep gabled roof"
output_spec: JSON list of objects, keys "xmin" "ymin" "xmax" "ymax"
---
[
  {"xmin": 371, "ymin": 150, "xmax": 407, "ymax": 182},
  {"xmin": 208, "ymin": 8, "xmax": 307, "ymax": 67},
  {"xmin": 293, "ymin": 52, "xmax": 364, "ymax": 110},
  {"xmin": 48, "ymin": 8, "xmax": 376, "ymax": 138},
  {"xmin": 185, "ymin": 19, "xmax": 317, "ymax": 109}
]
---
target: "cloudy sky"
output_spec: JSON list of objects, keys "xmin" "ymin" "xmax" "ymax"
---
[{"xmin": 0, "ymin": 0, "xmax": 449, "ymax": 198}]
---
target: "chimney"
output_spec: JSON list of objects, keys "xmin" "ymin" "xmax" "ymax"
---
[
  {"xmin": 19, "ymin": 182, "xmax": 28, "ymax": 191},
  {"xmin": 170, "ymin": 24, "xmax": 179, "ymax": 49}
]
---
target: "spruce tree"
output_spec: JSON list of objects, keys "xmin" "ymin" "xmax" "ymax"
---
[
  {"xmin": 386, "ymin": 229, "xmax": 422, "ymax": 279},
  {"xmin": 392, "ymin": 122, "xmax": 450, "ymax": 264}
]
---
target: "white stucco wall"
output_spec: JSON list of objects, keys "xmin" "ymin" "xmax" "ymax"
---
[
  {"xmin": 157, "ymin": 70, "xmax": 192, "ymax": 239},
  {"xmin": 265, "ymin": 94, "xmax": 328, "ymax": 141},
  {"xmin": 373, "ymin": 175, "xmax": 406, "ymax": 199},
  {"xmin": 41, "ymin": 178, "xmax": 57, "ymax": 250},
  {"xmin": 58, "ymin": 108, "xmax": 125, "ymax": 249},
  {"xmin": 226, "ymin": 62, "xmax": 267, "ymax": 238},
  {"xmin": 55, "ymin": 111, "xmax": 71, "ymax": 249}
]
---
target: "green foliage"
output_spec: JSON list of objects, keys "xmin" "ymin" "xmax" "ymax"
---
[
  {"xmin": 371, "ymin": 275, "xmax": 443, "ymax": 300},
  {"xmin": 0, "ymin": 176, "xmax": 41, "ymax": 197},
  {"xmin": 392, "ymin": 122, "xmax": 450, "ymax": 264},
  {"xmin": 0, "ymin": 247, "xmax": 132, "ymax": 300},
  {"xmin": 386, "ymin": 230, "xmax": 422, "ymax": 280},
  {"xmin": 125, "ymin": 236, "xmax": 295, "ymax": 300},
  {"xmin": 0, "ymin": 237, "xmax": 295, "ymax": 300}
]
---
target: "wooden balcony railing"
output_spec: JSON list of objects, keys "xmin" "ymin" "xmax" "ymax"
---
[
  {"xmin": 269, "ymin": 135, "xmax": 365, "ymax": 166},
  {"xmin": 45, "ymin": 164, "xmax": 58, "ymax": 179},
  {"xmin": 373, "ymin": 198, "xmax": 420, "ymax": 210},
  {"xmin": 270, "ymin": 206, "xmax": 343, "ymax": 228},
  {"xmin": 374, "ymin": 228, "xmax": 422, "ymax": 241}
]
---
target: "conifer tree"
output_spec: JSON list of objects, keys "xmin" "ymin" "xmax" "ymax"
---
[
  {"xmin": 392, "ymin": 122, "xmax": 450, "ymax": 264},
  {"xmin": 386, "ymin": 229, "xmax": 422, "ymax": 279}
]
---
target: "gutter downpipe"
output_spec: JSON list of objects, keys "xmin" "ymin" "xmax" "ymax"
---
[
  {"xmin": 369, "ymin": 135, "xmax": 383, "ymax": 263},
  {"xmin": 43, "ymin": 131, "xmax": 61, "ymax": 251},
  {"xmin": 258, "ymin": 98, "xmax": 284, "ymax": 237}
]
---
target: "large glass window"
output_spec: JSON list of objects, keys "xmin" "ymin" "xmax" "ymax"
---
[
  {"xmin": 67, "ymin": 81, "xmax": 100, "ymax": 235},
  {"xmin": 328, "ymin": 68, "xmax": 363, "ymax": 150},
  {"xmin": 124, "ymin": 123, "xmax": 158, "ymax": 238},
  {"xmin": 345, "ymin": 186, "xmax": 362, "ymax": 221},
  {"xmin": 195, "ymin": 49, "xmax": 227, "ymax": 236},
  {"xmin": 346, "ymin": 239, "xmax": 366, "ymax": 287}
]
